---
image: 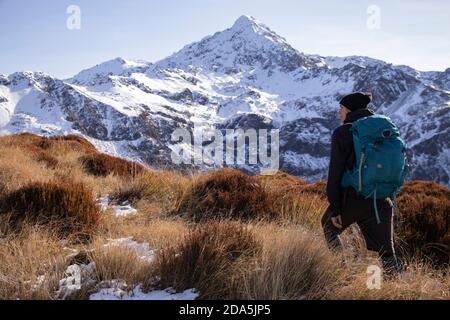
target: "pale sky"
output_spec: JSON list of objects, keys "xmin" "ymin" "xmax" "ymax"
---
[{"xmin": 0, "ymin": 0, "xmax": 449, "ymax": 78}]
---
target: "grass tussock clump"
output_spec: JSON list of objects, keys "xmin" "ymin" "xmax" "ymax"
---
[
  {"xmin": 298, "ymin": 180, "xmax": 327, "ymax": 199},
  {"xmin": 240, "ymin": 226, "xmax": 342, "ymax": 299},
  {"xmin": 80, "ymin": 153, "xmax": 146, "ymax": 178},
  {"xmin": 273, "ymin": 192, "xmax": 327, "ymax": 229},
  {"xmin": 176, "ymin": 168, "xmax": 276, "ymax": 222},
  {"xmin": 0, "ymin": 226, "xmax": 67, "ymax": 300},
  {"xmin": 0, "ymin": 181, "xmax": 100, "ymax": 239},
  {"xmin": 397, "ymin": 181, "xmax": 450, "ymax": 266},
  {"xmin": 401, "ymin": 180, "xmax": 450, "ymax": 199},
  {"xmin": 156, "ymin": 222, "xmax": 261, "ymax": 299},
  {"xmin": 34, "ymin": 134, "xmax": 98, "ymax": 154},
  {"xmin": 257, "ymin": 173, "xmax": 327, "ymax": 228},
  {"xmin": 108, "ymin": 172, "xmax": 158, "ymax": 205},
  {"xmin": 31, "ymin": 148, "xmax": 59, "ymax": 169},
  {"xmin": 256, "ymin": 171, "xmax": 308, "ymax": 192},
  {"xmin": 16, "ymin": 143, "xmax": 59, "ymax": 169},
  {"xmin": 0, "ymin": 146, "xmax": 55, "ymax": 196},
  {"xmin": 89, "ymin": 239, "xmax": 155, "ymax": 288},
  {"xmin": 109, "ymin": 171, "xmax": 189, "ymax": 209},
  {"xmin": 48, "ymin": 134, "xmax": 97, "ymax": 153}
]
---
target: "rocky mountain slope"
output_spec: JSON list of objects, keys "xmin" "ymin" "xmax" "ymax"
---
[{"xmin": 1, "ymin": 15, "xmax": 449, "ymax": 185}]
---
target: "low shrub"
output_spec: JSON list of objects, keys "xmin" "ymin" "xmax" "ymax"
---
[{"xmin": 0, "ymin": 181, "xmax": 100, "ymax": 239}]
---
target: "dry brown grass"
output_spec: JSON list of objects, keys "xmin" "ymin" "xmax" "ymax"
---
[
  {"xmin": 88, "ymin": 238, "xmax": 155, "ymax": 288},
  {"xmin": 255, "ymin": 171, "xmax": 308, "ymax": 191},
  {"xmin": 15, "ymin": 133, "xmax": 98, "ymax": 156},
  {"xmin": 260, "ymin": 182, "xmax": 327, "ymax": 229},
  {"xmin": 396, "ymin": 181, "xmax": 450, "ymax": 266},
  {"xmin": 80, "ymin": 152, "xmax": 146, "ymax": 178},
  {"xmin": 400, "ymin": 180, "xmax": 450, "ymax": 199},
  {"xmin": 155, "ymin": 221, "xmax": 261, "ymax": 299},
  {"xmin": 98, "ymin": 213, "xmax": 189, "ymax": 250},
  {"xmin": 109, "ymin": 170, "xmax": 191, "ymax": 213},
  {"xmin": 336, "ymin": 260, "xmax": 449, "ymax": 300},
  {"xmin": 176, "ymin": 168, "xmax": 276, "ymax": 222},
  {"xmin": 239, "ymin": 224, "xmax": 343, "ymax": 299},
  {"xmin": 1, "ymin": 133, "xmax": 97, "ymax": 171},
  {"xmin": 256, "ymin": 173, "xmax": 328, "ymax": 228},
  {"xmin": 0, "ymin": 181, "xmax": 100, "ymax": 239},
  {"xmin": 298, "ymin": 180, "xmax": 327, "ymax": 199},
  {"xmin": 0, "ymin": 226, "xmax": 67, "ymax": 300},
  {"xmin": 0, "ymin": 133, "xmax": 134, "ymax": 198},
  {"xmin": 0, "ymin": 133, "xmax": 448, "ymax": 300},
  {"xmin": 0, "ymin": 145, "xmax": 55, "ymax": 196},
  {"xmin": 45, "ymin": 134, "xmax": 98, "ymax": 153}
]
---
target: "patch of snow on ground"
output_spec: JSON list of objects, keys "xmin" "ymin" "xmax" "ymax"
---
[
  {"xmin": 103, "ymin": 237, "xmax": 156, "ymax": 263},
  {"xmin": 97, "ymin": 196, "xmax": 109, "ymax": 211},
  {"xmin": 90, "ymin": 281, "xmax": 198, "ymax": 300},
  {"xmin": 96, "ymin": 196, "xmax": 138, "ymax": 217},
  {"xmin": 112, "ymin": 203, "xmax": 138, "ymax": 217}
]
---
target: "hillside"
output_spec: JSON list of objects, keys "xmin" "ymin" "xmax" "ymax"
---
[{"xmin": 0, "ymin": 133, "xmax": 448, "ymax": 300}]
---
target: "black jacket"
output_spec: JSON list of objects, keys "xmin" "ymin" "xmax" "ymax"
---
[{"xmin": 326, "ymin": 108, "xmax": 375, "ymax": 216}]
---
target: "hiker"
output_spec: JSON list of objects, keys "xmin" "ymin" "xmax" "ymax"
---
[{"xmin": 321, "ymin": 92, "xmax": 407, "ymax": 276}]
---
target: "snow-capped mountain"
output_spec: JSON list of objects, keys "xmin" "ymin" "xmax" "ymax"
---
[{"xmin": 1, "ymin": 15, "xmax": 449, "ymax": 185}]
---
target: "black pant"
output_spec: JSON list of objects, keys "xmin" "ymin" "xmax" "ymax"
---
[{"xmin": 321, "ymin": 188, "xmax": 401, "ymax": 275}]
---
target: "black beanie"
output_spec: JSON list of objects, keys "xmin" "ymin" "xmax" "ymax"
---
[{"xmin": 339, "ymin": 92, "xmax": 372, "ymax": 111}]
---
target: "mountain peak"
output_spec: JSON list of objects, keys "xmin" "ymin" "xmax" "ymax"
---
[
  {"xmin": 152, "ymin": 15, "xmax": 319, "ymax": 73},
  {"xmin": 229, "ymin": 15, "xmax": 289, "ymax": 46},
  {"xmin": 231, "ymin": 15, "xmax": 259, "ymax": 30}
]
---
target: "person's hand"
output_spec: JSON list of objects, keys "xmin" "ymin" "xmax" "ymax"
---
[{"xmin": 331, "ymin": 215, "xmax": 343, "ymax": 229}]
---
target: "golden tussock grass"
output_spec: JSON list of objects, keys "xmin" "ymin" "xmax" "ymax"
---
[
  {"xmin": 238, "ymin": 224, "xmax": 343, "ymax": 299},
  {"xmin": 88, "ymin": 238, "xmax": 155, "ymax": 289},
  {"xmin": 175, "ymin": 168, "xmax": 276, "ymax": 222},
  {"xmin": 0, "ymin": 226, "xmax": 67, "ymax": 300},
  {"xmin": 109, "ymin": 170, "xmax": 191, "ymax": 213},
  {"xmin": 80, "ymin": 152, "xmax": 146, "ymax": 178},
  {"xmin": 98, "ymin": 213, "xmax": 189, "ymax": 250},
  {"xmin": 396, "ymin": 181, "xmax": 450, "ymax": 266},
  {"xmin": 0, "ymin": 145, "xmax": 56, "ymax": 196},
  {"xmin": 0, "ymin": 181, "xmax": 101, "ymax": 239},
  {"xmin": 0, "ymin": 133, "xmax": 448, "ymax": 300},
  {"xmin": 155, "ymin": 221, "xmax": 261, "ymax": 299},
  {"xmin": 256, "ymin": 173, "xmax": 328, "ymax": 228},
  {"xmin": 336, "ymin": 260, "xmax": 449, "ymax": 300}
]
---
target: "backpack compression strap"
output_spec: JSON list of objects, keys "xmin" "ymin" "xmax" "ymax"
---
[{"xmin": 365, "ymin": 185, "xmax": 381, "ymax": 224}]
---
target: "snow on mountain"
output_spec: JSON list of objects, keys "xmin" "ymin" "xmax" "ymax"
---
[
  {"xmin": 420, "ymin": 68, "xmax": 450, "ymax": 91},
  {"xmin": 152, "ymin": 15, "xmax": 323, "ymax": 73},
  {"xmin": 70, "ymin": 57, "xmax": 152, "ymax": 86},
  {"xmin": 1, "ymin": 15, "xmax": 449, "ymax": 185},
  {"xmin": 324, "ymin": 55, "xmax": 385, "ymax": 69}
]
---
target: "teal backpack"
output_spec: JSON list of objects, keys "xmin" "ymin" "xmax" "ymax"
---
[{"xmin": 341, "ymin": 115, "xmax": 409, "ymax": 224}]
